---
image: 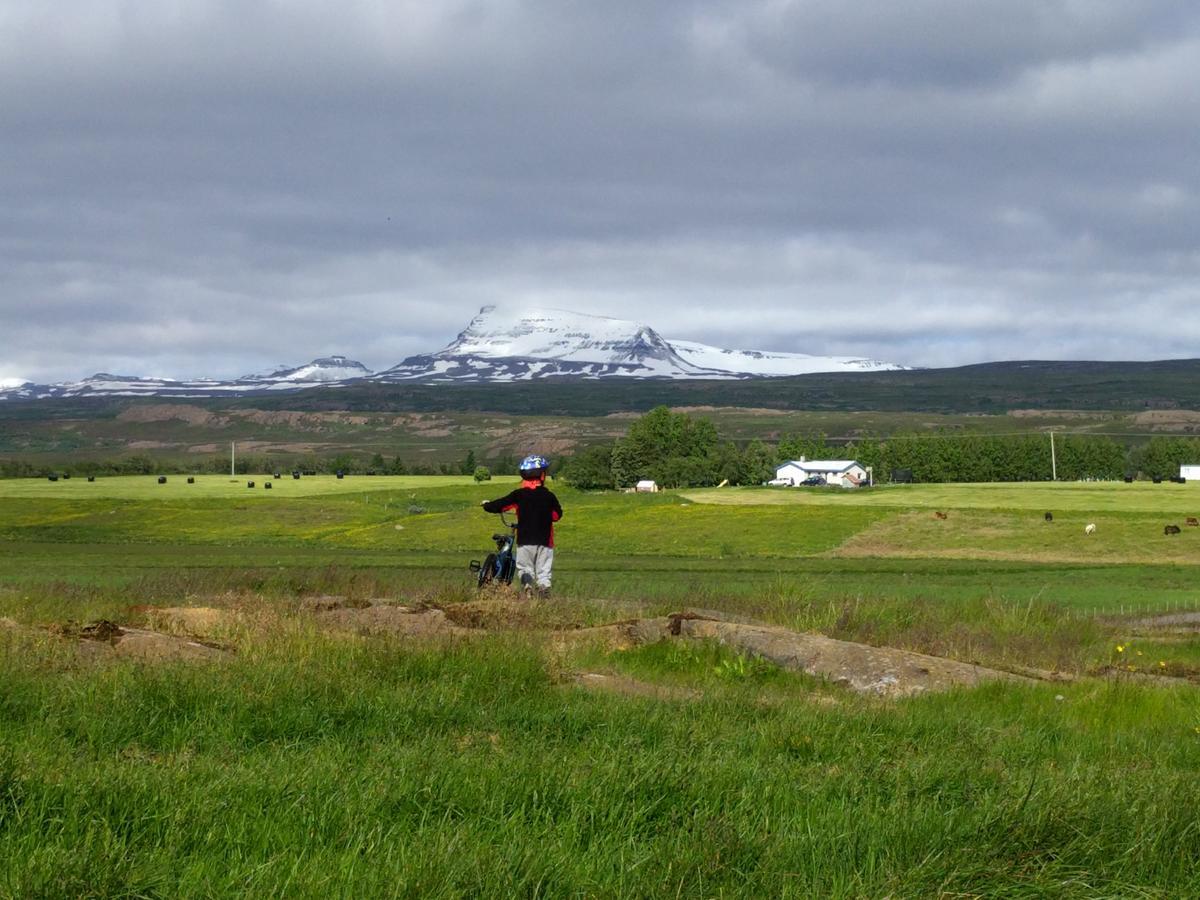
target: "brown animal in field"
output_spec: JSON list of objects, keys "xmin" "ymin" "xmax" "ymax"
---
[
  {"xmin": 1164, "ymin": 524, "xmax": 1182, "ymax": 535},
  {"xmin": 1044, "ymin": 512, "xmax": 1053, "ymax": 522},
  {"xmin": 1187, "ymin": 517, "xmax": 1199, "ymax": 527},
  {"xmin": 934, "ymin": 511, "xmax": 948, "ymax": 520}
]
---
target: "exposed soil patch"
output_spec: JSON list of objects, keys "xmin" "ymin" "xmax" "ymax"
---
[
  {"xmin": 550, "ymin": 611, "xmax": 1037, "ymax": 698},
  {"xmin": 673, "ymin": 616, "xmax": 1034, "ymax": 697},
  {"xmin": 116, "ymin": 404, "xmax": 224, "ymax": 426},
  {"xmin": 313, "ymin": 602, "xmax": 469, "ymax": 638},
  {"xmin": 24, "ymin": 618, "xmax": 232, "ymax": 663},
  {"xmin": 1126, "ymin": 611, "xmax": 1200, "ymax": 633}
]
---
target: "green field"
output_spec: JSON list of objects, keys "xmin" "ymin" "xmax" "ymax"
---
[{"xmin": 4, "ymin": 476, "xmax": 1200, "ymax": 896}]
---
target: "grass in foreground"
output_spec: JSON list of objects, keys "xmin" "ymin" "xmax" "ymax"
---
[
  {"xmin": 4, "ymin": 477, "xmax": 1200, "ymax": 895},
  {"xmin": 3, "ymin": 619, "xmax": 1200, "ymax": 898}
]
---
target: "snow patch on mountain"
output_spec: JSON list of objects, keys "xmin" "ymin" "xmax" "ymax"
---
[
  {"xmin": 0, "ymin": 307, "xmax": 904, "ymax": 398},
  {"xmin": 373, "ymin": 306, "xmax": 904, "ymax": 382},
  {"xmin": 243, "ymin": 356, "xmax": 372, "ymax": 384}
]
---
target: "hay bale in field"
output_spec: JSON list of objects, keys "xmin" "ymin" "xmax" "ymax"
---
[
  {"xmin": 273, "ymin": 472, "xmax": 281, "ymax": 479},
  {"xmin": 336, "ymin": 471, "xmax": 345, "ymax": 479},
  {"xmin": 1124, "ymin": 475, "xmax": 1134, "ymax": 483},
  {"xmin": 264, "ymin": 482, "xmax": 272, "ymax": 489},
  {"xmin": 62, "ymin": 473, "xmax": 70, "ymax": 480},
  {"xmin": 292, "ymin": 471, "xmax": 301, "ymax": 479},
  {"xmin": 187, "ymin": 476, "xmax": 195, "ymax": 484},
  {"xmin": 47, "ymin": 474, "xmax": 58, "ymax": 482},
  {"xmin": 157, "ymin": 476, "xmax": 167, "ymax": 484},
  {"xmin": 87, "ymin": 476, "xmax": 95, "ymax": 482},
  {"xmin": 247, "ymin": 481, "xmax": 255, "ymax": 488}
]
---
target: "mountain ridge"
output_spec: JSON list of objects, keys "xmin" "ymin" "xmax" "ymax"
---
[{"xmin": 1, "ymin": 306, "xmax": 903, "ymax": 399}]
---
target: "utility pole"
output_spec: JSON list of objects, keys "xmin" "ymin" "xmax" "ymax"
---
[
  {"xmin": 1050, "ymin": 431, "xmax": 1057, "ymax": 481},
  {"xmin": 231, "ymin": 441, "xmax": 236, "ymax": 478}
]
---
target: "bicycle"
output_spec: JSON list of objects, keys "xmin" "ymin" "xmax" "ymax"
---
[{"xmin": 469, "ymin": 510, "xmax": 518, "ymax": 587}]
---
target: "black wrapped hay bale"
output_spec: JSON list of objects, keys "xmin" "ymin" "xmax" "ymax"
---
[
  {"xmin": 62, "ymin": 473, "xmax": 70, "ymax": 480},
  {"xmin": 292, "ymin": 471, "xmax": 301, "ymax": 479},
  {"xmin": 1124, "ymin": 475, "xmax": 1134, "ymax": 483},
  {"xmin": 187, "ymin": 476, "xmax": 195, "ymax": 484},
  {"xmin": 247, "ymin": 481, "xmax": 255, "ymax": 488},
  {"xmin": 87, "ymin": 476, "xmax": 95, "ymax": 482},
  {"xmin": 265, "ymin": 482, "xmax": 272, "ymax": 489},
  {"xmin": 157, "ymin": 476, "xmax": 167, "ymax": 484},
  {"xmin": 273, "ymin": 472, "xmax": 281, "ymax": 479},
  {"xmin": 336, "ymin": 471, "xmax": 344, "ymax": 479},
  {"xmin": 47, "ymin": 474, "xmax": 58, "ymax": 482}
]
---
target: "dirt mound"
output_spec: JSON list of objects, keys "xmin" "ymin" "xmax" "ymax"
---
[
  {"xmin": 313, "ymin": 602, "xmax": 469, "ymax": 638},
  {"xmin": 108, "ymin": 627, "xmax": 229, "ymax": 662},
  {"xmin": 142, "ymin": 606, "xmax": 245, "ymax": 640},
  {"xmin": 29, "ymin": 619, "xmax": 231, "ymax": 663},
  {"xmin": 673, "ymin": 616, "xmax": 1033, "ymax": 698},
  {"xmin": 442, "ymin": 594, "xmax": 539, "ymax": 630},
  {"xmin": 552, "ymin": 611, "xmax": 1034, "ymax": 698}
]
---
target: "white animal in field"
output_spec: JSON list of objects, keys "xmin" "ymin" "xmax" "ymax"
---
[{"xmin": 1084, "ymin": 523, "xmax": 1096, "ymax": 535}]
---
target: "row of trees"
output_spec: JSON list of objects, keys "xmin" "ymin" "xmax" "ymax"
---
[
  {"xmin": 557, "ymin": 407, "xmax": 1200, "ymax": 489},
  {"xmin": 0, "ymin": 449, "xmax": 509, "ymax": 480}
]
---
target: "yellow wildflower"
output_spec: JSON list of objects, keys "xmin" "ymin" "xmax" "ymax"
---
[{"xmin": 1115, "ymin": 645, "xmax": 1125, "ymax": 653}]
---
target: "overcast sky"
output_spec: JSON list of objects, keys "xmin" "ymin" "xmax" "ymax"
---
[{"xmin": 2, "ymin": 0, "xmax": 1198, "ymax": 382}]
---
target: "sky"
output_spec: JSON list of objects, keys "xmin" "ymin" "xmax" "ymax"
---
[{"xmin": 2, "ymin": 0, "xmax": 1198, "ymax": 383}]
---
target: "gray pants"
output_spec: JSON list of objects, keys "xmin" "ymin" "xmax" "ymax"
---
[{"xmin": 515, "ymin": 545, "xmax": 554, "ymax": 589}]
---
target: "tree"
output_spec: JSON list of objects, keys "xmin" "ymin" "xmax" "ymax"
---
[
  {"xmin": 462, "ymin": 449, "xmax": 477, "ymax": 475},
  {"xmin": 473, "ymin": 465, "xmax": 491, "ymax": 482},
  {"xmin": 559, "ymin": 444, "xmax": 616, "ymax": 490},
  {"xmin": 611, "ymin": 406, "xmax": 718, "ymax": 487}
]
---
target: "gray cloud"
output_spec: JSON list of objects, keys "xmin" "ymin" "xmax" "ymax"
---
[{"xmin": 1, "ymin": 0, "xmax": 1198, "ymax": 382}]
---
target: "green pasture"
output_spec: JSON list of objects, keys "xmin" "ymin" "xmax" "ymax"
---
[
  {"xmin": 5, "ymin": 476, "xmax": 1200, "ymax": 894},
  {"xmin": 0, "ymin": 473, "xmax": 500, "ymax": 500},
  {"xmin": 685, "ymin": 479, "xmax": 1200, "ymax": 514}
]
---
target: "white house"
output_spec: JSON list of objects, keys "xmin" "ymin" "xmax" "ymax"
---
[
  {"xmin": 1180, "ymin": 465, "xmax": 1200, "ymax": 481},
  {"xmin": 635, "ymin": 479, "xmax": 659, "ymax": 493},
  {"xmin": 774, "ymin": 458, "xmax": 868, "ymax": 488}
]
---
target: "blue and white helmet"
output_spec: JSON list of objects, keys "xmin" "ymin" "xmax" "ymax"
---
[{"xmin": 519, "ymin": 454, "xmax": 550, "ymax": 476}]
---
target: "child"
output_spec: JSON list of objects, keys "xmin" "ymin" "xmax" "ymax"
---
[{"xmin": 481, "ymin": 454, "xmax": 563, "ymax": 595}]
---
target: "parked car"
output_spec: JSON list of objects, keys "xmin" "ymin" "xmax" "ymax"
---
[
  {"xmin": 766, "ymin": 477, "xmax": 794, "ymax": 486},
  {"xmin": 799, "ymin": 475, "xmax": 826, "ymax": 486}
]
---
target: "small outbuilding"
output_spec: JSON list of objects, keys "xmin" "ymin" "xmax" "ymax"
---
[
  {"xmin": 635, "ymin": 480, "xmax": 659, "ymax": 493},
  {"xmin": 1179, "ymin": 465, "xmax": 1200, "ymax": 481},
  {"xmin": 774, "ymin": 459, "xmax": 868, "ymax": 488}
]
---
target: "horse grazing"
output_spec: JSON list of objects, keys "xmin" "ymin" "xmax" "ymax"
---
[
  {"xmin": 1044, "ymin": 512, "xmax": 1053, "ymax": 522},
  {"xmin": 1165, "ymin": 524, "xmax": 1182, "ymax": 535},
  {"xmin": 1187, "ymin": 517, "xmax": 1199, "ymax": 527},
  {"xmin": 934, "ymin": 511, "xmax": 948, "ymax": 520}
]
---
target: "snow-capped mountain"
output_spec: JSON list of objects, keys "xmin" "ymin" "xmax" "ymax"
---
[
  {"xmin": 0, "ymin": 307, "xmax": 904, "ymax": 399},
  {"xmin": 242, "ymin": 356, "xmax": 373, "ymax": 384},
  {"xmin": 0, "ymin": 357, "xmax": 373, "ymax": 401},
  {"xmin": 373, "ymin": 306, "xmax": 901, "ymax": 382}
]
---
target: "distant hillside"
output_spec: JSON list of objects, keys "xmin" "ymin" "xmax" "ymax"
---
[
  {"xmin": 234, "ymin": 358, "xmax": 1200, "ymax": 416},
  {"xmin": 4, "ymin": 359, "xmax": 1200, "ymax": 421}
]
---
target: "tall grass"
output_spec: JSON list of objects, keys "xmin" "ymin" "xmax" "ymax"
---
[{"xmin": 4, "ymin": 625, "xmax": 1200, "ymax": 897}]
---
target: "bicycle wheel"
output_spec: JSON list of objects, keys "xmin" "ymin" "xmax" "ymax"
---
[
  {"xmin": 498, "ymin": 553, "xmax": 516, "ymax": 585},
  {"xmin": 477, "ymin": 552, "xmax": 497, "ymax": 587}
]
